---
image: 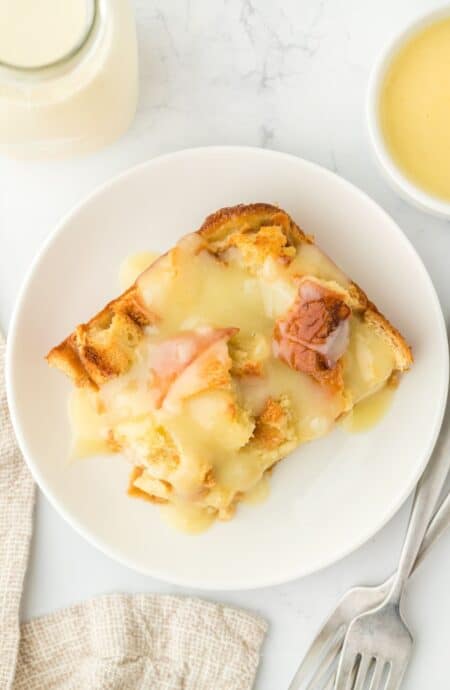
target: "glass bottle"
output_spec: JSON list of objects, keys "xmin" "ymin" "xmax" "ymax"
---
[{"xmin": 0, "ymin": 0, "xmax": 139, "ymax": 158}]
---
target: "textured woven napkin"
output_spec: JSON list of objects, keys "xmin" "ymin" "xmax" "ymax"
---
[{"xmin": 0, "ymin": 334, "xmax": 267, "ymax": 689}]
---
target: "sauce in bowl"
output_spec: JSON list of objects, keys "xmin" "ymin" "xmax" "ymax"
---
[{"xmin": 379, "ymin": 16, "xmax": 450, "ymax": 202}]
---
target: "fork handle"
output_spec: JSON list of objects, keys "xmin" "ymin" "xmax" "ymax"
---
[
  {"xmin": 411, "ymin": 488, "xmax": 450, "ymax": 573},
  {"xmin": 380, "ymin": 488, "xmax": 450, "ymax": 599},
  {"xmin": 387, "ymin": 403, "xmax": 450, "ymax": 605}
]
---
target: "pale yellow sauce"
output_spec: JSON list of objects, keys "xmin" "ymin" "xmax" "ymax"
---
[
  {"xmin": 380, "ymin": 17, "xmax": 450, "ymax": 201},
  {"xmin": 160, "ymin": 502, "xmax": 216, "ymax": 535},
  {"xmin": 69, "ymin": 244, "xmax": 399, "ymax": 533},
  {"xmin": 239, "ymin": 357, "xmax": 344, "ymax": 440},
  {"xmin": 119, "ymin": 252, "xmax": 160, "ymax": 291},
  {"xmin": 0, "ymin": 0, "xmax": 88, "ymax": 68},
  {"xmin": 340, "ymin": 383, "xmax": 395, "ymax": 433},
  {"xmin": 288, "ymin": 243, "xmax": 349, "ymax": 287},
  {"xmin": 139, "ymin": 242, "xmax": 274, "ymax": 337},
  {"xmin": 342, "ymin": 317, "xmax": 396, "ymax": 405},
  {"xmin": 68, "ymin": 388, "xmax": 110, "ymax": 459},
  {"xmin": 242, "ymin": 476, "xmax": 270, "ymax": 504}
]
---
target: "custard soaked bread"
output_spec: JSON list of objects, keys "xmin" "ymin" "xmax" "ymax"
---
[{"xmin": 47, "ymin": 204, "xmax": 412, "ymax": 532}]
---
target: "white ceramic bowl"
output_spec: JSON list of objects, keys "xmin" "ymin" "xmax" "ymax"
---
[
  {"xmin": 367, "ymin": 5, "xmax": 450, "ymax": 218},
  {"xmin": 6, "ymin": 147, "xmax": 449, "ymax": 589}
]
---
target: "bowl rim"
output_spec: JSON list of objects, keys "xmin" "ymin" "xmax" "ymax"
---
[{"xmin": 366, "ymin": 4, "xmax": 450, "ymax": 218}]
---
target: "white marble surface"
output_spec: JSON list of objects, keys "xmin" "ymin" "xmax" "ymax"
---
[{"xmin": 1, "ymin": 1, "xmax": 450, "ymax": 688}]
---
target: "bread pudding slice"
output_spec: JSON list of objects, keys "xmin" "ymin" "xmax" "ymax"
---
[{"xmin": 47, "ymin": 204, "xmax": 412, "ymax": 533}]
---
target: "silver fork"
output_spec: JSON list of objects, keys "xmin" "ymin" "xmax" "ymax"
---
[
  {"xmin": 288, "ymin": 417, "xmax": 450, "ymax": 690},
  {"xmin": 288, "ymin": 490, "xmax": 450, "ymax": 690},
  {"xmin": 334, "ymin": 414, "xmax": 450, "ymax": 690}
]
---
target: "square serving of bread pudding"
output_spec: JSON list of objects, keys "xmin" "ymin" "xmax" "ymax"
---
[{"xmin": 47, "ymin": 204, "xmax": 412, "ymax": 533}]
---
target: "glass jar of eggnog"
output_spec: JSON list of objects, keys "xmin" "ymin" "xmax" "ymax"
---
[{"xmin": 0, "ymin": 0, "xmax": 138, "ymax": 158}]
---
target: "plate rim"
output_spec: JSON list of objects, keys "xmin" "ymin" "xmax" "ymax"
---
[{"xmin": 6, "ymin": 145, "xmax": 449, "ymax": 589}]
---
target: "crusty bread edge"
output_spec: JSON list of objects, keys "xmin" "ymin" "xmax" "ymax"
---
[
  {"xmin": 199, "ymin": 203, "xmax": 412, "ymax": 371},
  {"xmin": 46, "ymin": 203, "xmax": 412, "ymax": 387},
  {"xmin": 46, "ymin": 285, "xmax": 154, "ymax": 388},
  {"xmin": 346, "ymin": 278, "xmax": 412, "ymax": 371},
  {"xmin": 198, "ymin": 202, "xmax": 309, "ymax": 245}
]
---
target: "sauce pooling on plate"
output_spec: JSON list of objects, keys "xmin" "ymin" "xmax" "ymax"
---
[
  {"xmin": 379, "ymin": 17, "xmax": 450, "ymax": 201},
  {"xmin": 119, "ymin": 251, "xmax": 160, "ymax": 291},
  {"xmin": 340, "ymin": 383, "xmax": 395, "ymax": 434}
]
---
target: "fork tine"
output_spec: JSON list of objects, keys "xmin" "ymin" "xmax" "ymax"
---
[
  {"xmin": 353, "ymin": 655, "xmax": 371, "ymax": 690},
  {"xmin": 324, "ymin": 672, "xmax": 337, "ymax": 690},
  {"xmin": 309, "ymin": 652, "xmax": 341, "ymax": 690},
  {"xmin": 334, "ymin": 650, "xmax": 358, "ymax": 690},
  {"xmin": 288, "ymin": 623, "xmax": 345, "ymax": 689},
  {"xmin": 368, "ymin": 659, "xmax": 386, "ymax": 690},
  {"xmin": 385, "ymin": 662, "xmax": 407, "ymax": 690},
  {"xmin": 305, "ymin": 628, "xmax": 345, "ymax": 689}
]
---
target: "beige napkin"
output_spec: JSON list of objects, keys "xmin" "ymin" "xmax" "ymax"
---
[{"xmin": 0, "ymin": 334, "xmax": 267, "ymax": 689}]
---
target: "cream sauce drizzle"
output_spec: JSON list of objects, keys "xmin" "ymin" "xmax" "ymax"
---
[{"xmin": 68, "ymin": 243, "xmax": 400, "ymax": 533}]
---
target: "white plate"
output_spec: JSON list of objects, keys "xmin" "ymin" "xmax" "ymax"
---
[{"xmin": 6, "ymin": 147, "xmax": 448, "ymax": 590}]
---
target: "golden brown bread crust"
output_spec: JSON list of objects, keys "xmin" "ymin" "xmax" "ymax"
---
[
  {"xmin": 251, "ymin": 397, "xmax": 293, "ymax": 450},
  {"xmin": 46, "ymin": 203, "xmax": 412, "ymax": 385},
  {"xmin": 46, "ymin": 286, "xmax": 155, "ymax": 388},
  {"xmin": 199, "ymin": 202, "xmax": 309, "ymax": 247}
]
